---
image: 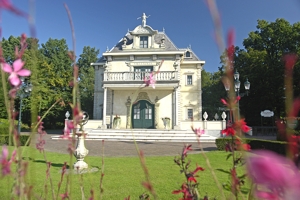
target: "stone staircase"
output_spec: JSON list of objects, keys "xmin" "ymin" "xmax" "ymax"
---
[{"xmin": 51, "ymin": 129, "xmax": 217, "ymax": 143}]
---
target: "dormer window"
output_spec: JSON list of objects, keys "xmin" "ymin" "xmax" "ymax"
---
[
  {"xmin": 140, "ymin": 36, "xmax": 148, "ymax": 48},
  {"xmin": 185, "ymin": 51, "xmax": 191, "ymax": 58}
]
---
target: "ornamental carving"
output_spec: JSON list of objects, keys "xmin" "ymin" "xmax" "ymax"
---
[
  {"xmin": 134, "ymin": 92, "xmax": 153, "ymax": 104},
  {"xmin": 136, "ymin": 26, "xmax": 151, "ymax": 34}
]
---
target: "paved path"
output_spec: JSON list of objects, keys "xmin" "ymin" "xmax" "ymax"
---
[{"xmin": 43, "ymin": 134, "xmax": 218, "ymax": 157}]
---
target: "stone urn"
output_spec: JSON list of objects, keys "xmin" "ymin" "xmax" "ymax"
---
[
  {"xmin": 73, "ymin": 132, "xmax": 89, "ymax": 170},
  {"xmin": 162, "ymin": 117, "xmax": 171, "ymax": 130},
  {"xmin": 73, "ymin": 111, "xmax": 89, "ymax": 170},
  {"xmin": 113, "ymin": 115, "xmax": 121, "ymax": 129}
]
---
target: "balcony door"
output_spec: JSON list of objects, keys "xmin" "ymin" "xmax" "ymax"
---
[
  {"xmin": 132, "ymin": 100, "xmax": 154, "ymax": 129},
  {"xmin": 134, "ymin": 66, "xmax": 153, "ymax": 80}
]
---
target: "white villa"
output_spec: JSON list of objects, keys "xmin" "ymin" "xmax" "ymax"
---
[{"xmin": 91, "ymin": 13, "xmax": 206, "ymax": 130}]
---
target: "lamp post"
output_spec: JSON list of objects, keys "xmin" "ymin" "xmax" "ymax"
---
[
  {"xmin": 63, "ymin": 111, "xmax": 70, "ymax": 136},
  {"xmin": 224, "ymin": 70, "xmax": 250, "ymax": 122},
  {"xmin": 234, "ymin": 70, "xmax": 250, "ymax": 120},
  {"xmin": 18, "ymin": 77, "xmax": 33, "ymax": 134}
]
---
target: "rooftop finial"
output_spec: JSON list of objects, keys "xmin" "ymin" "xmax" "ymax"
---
[
  {"xmin": 106, "ymin": 46, "xmax": 109, "ymax": 52},
  {"xmin": 163, "ymin": 27, "xmax": 165, "ymax": 33},
  {"xmin": 137, "ymin": 13, "xmax": 150, "ymax": 27}
]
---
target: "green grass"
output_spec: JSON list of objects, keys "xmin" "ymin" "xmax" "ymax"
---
[{"xmin": 0, "ymin": 146, "xmax": 250, "ymax": 199}]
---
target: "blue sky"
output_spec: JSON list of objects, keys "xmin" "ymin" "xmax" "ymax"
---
[{"xmin": 2, "ymin": 0, "xmax": 300, "ymax": 72}]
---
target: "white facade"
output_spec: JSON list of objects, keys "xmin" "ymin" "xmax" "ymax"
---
[{"xmin": 91, "ymin": 14, "xmax": 205, "ymax": 130}]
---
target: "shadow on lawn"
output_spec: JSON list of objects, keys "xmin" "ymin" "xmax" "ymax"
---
[
  {"xmin": 193, "ymin": 147, "xmax": 218, "ymax": 151},
  {"xmin": 33, "ymin": 159, "xmax": 68, "ymax": 168},
  {"xmin": 29, "ymin": 158, "xmax": 101, "ymax": 171}
]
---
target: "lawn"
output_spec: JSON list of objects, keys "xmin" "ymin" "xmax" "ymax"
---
[{"xmin": 0, "ymin": 146, "xmax": 250, "ymax": 199}]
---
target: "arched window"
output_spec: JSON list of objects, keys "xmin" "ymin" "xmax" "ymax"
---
[{"xmin": 185, "ymin": 51, "xmax": 191, "ymax": 57}]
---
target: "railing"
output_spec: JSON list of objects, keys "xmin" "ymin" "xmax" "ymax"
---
[
  {"xmin": 251, "ymin": 126, "xmax": 277, "ymax": 136},
  {"xmin": 103, "ymin": 71, "xmax": 177, "ymax": 81}
]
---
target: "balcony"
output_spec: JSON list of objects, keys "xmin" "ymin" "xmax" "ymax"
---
[{"xmin": 103, "ymin": 71, "xmax": 177, "ymax": 82}]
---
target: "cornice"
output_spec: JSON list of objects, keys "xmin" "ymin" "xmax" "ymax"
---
[{"xmin": 103, "ymin": 51, "xmax": 185, "ymax": 56}]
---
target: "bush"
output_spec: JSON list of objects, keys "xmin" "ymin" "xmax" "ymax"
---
[
  {"xmin": 0, "ymin": 118, "xmax": 30, "ymax": 135},
  {"xmin": 0, "ymin": 135, "xmax": 30, "ymax": 146},
  {"xmin": 215, "ymin": 137, "xmax": 287, "ymax": 155}
]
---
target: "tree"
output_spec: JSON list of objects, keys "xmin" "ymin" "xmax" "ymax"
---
[
  {"xmin": 231, "ymin": 19, "xmax": 300, "ymax": 126},
  {"xmin": 77, "ymin": 46, "xmax": 99, "ymax": 118},
  {"xmin": 39, "ymin": 38, "xmax": 73, "ymax": 128},
  {"xmin": 201, "ymin": 69, "xmax": 225, "ymax": 120}
]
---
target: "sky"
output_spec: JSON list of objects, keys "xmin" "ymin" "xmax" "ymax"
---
[{"xmin": 2, "ymin": 0, "xmax": 300, "ymax": 72}]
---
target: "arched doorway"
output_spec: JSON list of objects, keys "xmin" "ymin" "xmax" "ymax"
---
[{"xmin": 132, "ymin": 100, "xmax": 154, "ymax": 128}]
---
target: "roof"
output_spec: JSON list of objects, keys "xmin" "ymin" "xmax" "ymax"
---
[
  {"xmin": 109, "ymin": 31, "xmax": 178, "ymax": 53},
  {"xmin": 95, "ymin": 24, "xmax": 203, "ymax": 63},
  {"xmin": 179, "ymin": 48, "xmax": 201, "ymax": 61}
]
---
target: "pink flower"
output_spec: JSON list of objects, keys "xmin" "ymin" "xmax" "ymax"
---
[
  {"xmin": 246, "ymin": 150, "xmax": 300, "ymax": 199},
  {"xmin": 233, "ymin": 119, "xmax": 250, "ymax": 133},
  {"xmin": 1, "ymin": 145, "xmax": 12, "ymax": 176},
  {"xmin": 36, "ymin": 116, "xmax": 47, "ymax": 152},
  {"xmin": 221, "ymin": 126, "xmax": 235, "ymax": 136},
  {"xmin": 182, "ymin": 144, "xmax": 192, "ymax": 158},
  {"xmin": 2, "ymin": 59, "xmax": 31, "ymax": 86},
  {"xmin": 144, "ymin": 72, "xmax": 156, "ymax": 89},
  {"xmin": 220, "ymin": 98, "xmax": 228, "ymax": 105},
  {"xmin": 60, "ymin": 192, "xmax": 69, "ymax": 199},
  {"xmin": 191, "ymin": 127, "xmax": 205, "ymax": 137}
]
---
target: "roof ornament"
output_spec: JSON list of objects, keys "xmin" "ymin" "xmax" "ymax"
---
[
  {"xmin": 106, "ymin": 46, "xmax": 109, "ymax": 52},
  {"xmin": 163, "ymin": 27, "xmax": 165, "ymax": 33},
  {"xmin": 137, "ymin": 13, "xmax": 150, "ymax": 27}
]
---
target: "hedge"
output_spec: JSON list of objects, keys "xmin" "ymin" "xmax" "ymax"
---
[
  {"xmin": 0, "ymin": 135, "xmax": 30, "ymax": 146},
  {"xmin": 0, "ymin": 118, "xmax": 30, "ymax": 135},
  {"xmin": 215, "ymin": 137, "xmax": 287, "ymax": 155}
]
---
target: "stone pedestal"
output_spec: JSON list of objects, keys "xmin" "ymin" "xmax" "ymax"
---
[{"xmin": 73, "ymin": 132, "xmax": 89, "ymax": 170}]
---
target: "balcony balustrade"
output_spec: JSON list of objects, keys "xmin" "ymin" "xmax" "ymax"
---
[{"xmin": 103, "ymin": 71, "xmax": 177, "ymax": 82}]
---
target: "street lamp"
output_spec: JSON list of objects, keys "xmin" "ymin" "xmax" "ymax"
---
[
  {"xmin": 224, "ymin": 70, "xmax": 250, "ymax": 122},
  {"xmin": 234, "ymin": 70, "xmax": 250, "ymax": 120},
  {"xmin": 18, "ymin": 77, "xmax": 33, "ymax": 134}
]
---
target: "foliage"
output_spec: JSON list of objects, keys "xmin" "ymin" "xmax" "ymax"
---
[
  {"xmin": 215, "ymin": 137, "xmax": 287, "ymax": 154},
  {"xmin": 225, "ymin": 19, "xmax": 300, "ymax": 126},
  {"xmin": 77, "ymin": 46, "xmax": 99, "ymax": 118},
  {"xmin": 39, "ymin": 38, "xmax": 73, "ymax": 128},
  {"xmin": 0, "ymin": 118, "xmax": 29, "ymax": 135},
  {"xmin": 201, "ymin": 70, "xmax": 225, "ymax": 120},
  {"xmin": 0, "ymin": 135, "xmax": 30, "ymax": 145}
]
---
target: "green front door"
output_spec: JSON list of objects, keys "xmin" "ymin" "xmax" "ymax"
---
[{"xmin": 132, "ymin": 100, "xmax": 154, "ymax": 129}]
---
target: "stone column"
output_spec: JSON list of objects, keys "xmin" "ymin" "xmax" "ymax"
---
[
  {"xmin": 154, "ymin": 96, "xmax": 160, "ymax": 129},
  {"xmin": 197, "ymin": 64, "xmax": 202, "ymax": 120},
  {"xmin": 102, "ymin": 87, "xmax": 107, "ymax": 129},
  {"xmin": 174, "ymin": 86, "xmax": 180, "ymax": 129},
  {"xmin": 93, "ymin": 65, "xmax": 102, "ymax": 119},
  {"xmin": 172, "ymin": 89, "xmax": 175, "ymax": 129},
  {"xmin": 125, "ymin": 96, "xmax": 131, "ymax": 129}
]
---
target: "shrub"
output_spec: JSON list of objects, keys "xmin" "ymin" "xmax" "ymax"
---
[
  {"xmin": 0, "ymin": 135, "xmax": 30, "ymax": 146},
  {"xmin": 0, "ymin": 118, "xmax": 30, "ymax": 134},
  {"xmin": 215, "ymin": 137, "xmax": 287, "ymax": 155}
]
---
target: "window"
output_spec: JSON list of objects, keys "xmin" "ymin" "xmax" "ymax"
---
[
  {"xmin": 185, "ymin": 51, "xmax": 191, "ymax": 57},
  {"xmin": 140, "ymin": 36, "xmax": 148, "ymax": 48},
  {"xmin": 145, "ymin": 103, "xmax": 152, "ymax": 119},
  {"xmin": 187, "ymin": 75, "xmax": 193, "ymax": 85},
  {"xmin": 134, "ymin": 66, "xmax": 153, "ymax": 80},
  {"xmin": 187, "ymin": 109, "xmax": 193, "ymax": 120},
  {"xmin": 133, "ymin": 103, "xmax": 140, "ymax": 119}
]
